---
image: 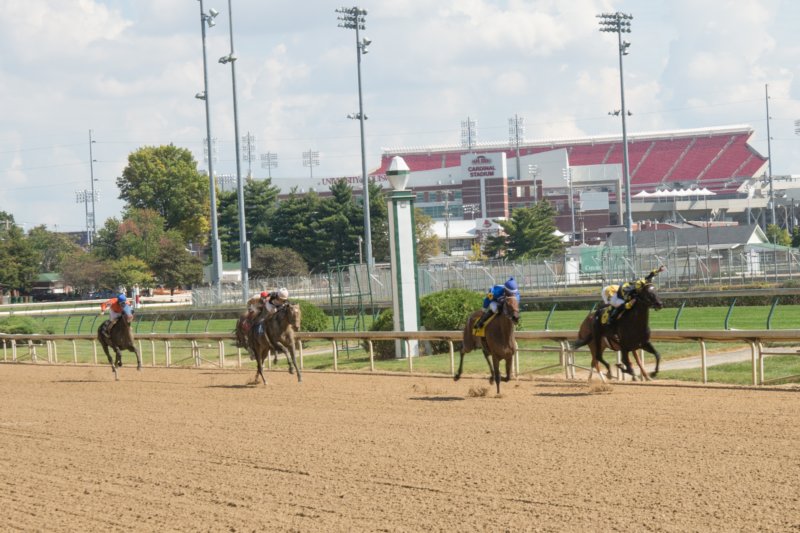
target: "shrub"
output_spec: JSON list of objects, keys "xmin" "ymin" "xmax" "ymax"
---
[
  {"xmin": 367, "ymin": 288, "xmax": 484, "ymax": 358},
  {"xmin": 0, "ymin": 316, "xmax": 54, "ymax": 335},
  {"xmin": 295, "ymin": 300, "xmax": 328, "ymax": 332}
]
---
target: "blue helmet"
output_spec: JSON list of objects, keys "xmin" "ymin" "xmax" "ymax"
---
[
  {"xmin": 117, "ymin": 293, "xmax": 127, "ymax": 303},
  {"xmin": 504, "ymin": 277, "xmax": 518, "ymax": 291}
]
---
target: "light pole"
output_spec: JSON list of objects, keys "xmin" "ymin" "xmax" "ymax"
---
[
  {"xmin": 509, "ymin": 115, "xmax": 524, "ymax": 180},
  {"xmin": 562, "ymin": 168, "xmax": 576, "ymax": 245},
  {"xmin": 260, "ymin": 151, "xmax": 278, "ymax": 178},
  {"xmin": 337, "ymin": 6, "xmax": 373, "ymax": 268},
  {"xmin": 197, "ymin": 0, "xmax": 222, "ymax": 301},
  {"xmin": 765, "ymin": 83, "xmax": 776, "ymax": 226},
  {"xmin": 598, "ymin": 11, "xmax": 634, "ymax": 256},
  {"xmin": 75, "ymin": 189, "xmax": 99, "ymax": 246},
  {"xmin": 461, "ymin": 116, "xmax": 477, "ymax": 152},
  {"xmin": 88, "ymin": 129, "xmax": 98, "ymax": 245},
  {"xmin": 438, "ymin": 179, "xmax": 455, "ymax": 255},
  {"xmin": 241, "ymin": 132, "xmax": 256, "ymax": 178},
  {"xmin": 219, "ymin": 0, "xmax": 249, "ymax": 304},
  {"xmin": 302, "ymin": 149, "xmax": 319, "ymax": 179},
  {"xmin": 528, "ymin": 164, "xmax": 539, "ymax": 204}
]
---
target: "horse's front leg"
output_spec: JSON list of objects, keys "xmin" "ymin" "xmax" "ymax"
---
[
  {"xmin": 616, "ymin": 351, "xmax": 636, "ymax": 380},
  {"xmin": 481, "ymin": 345, "xmax": 495, "ymax": 386},
  {"xmin": 114, "ymin": 347, "xmax": 123, "ymax": 367},
  {"xmin": 286, "ymin": 343, "xmax": 302, "ymax": 383},
  {"xmin": 100, "ymin": 343, "xmax": 118, "ymax": 380},
  {"xmin": 642, "ymin": 341, "xmax": 661, "ymax": 378},
  {"xmin": 631, "ymin": 349, "xmax": 649, "ymax": 381},
  {"xmin": 132, "ymin": 347, "xmax": 142, "ymax": 371}
]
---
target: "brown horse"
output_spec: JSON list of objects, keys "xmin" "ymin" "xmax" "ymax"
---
[
  {"xmin": 454, "ymin": 291, "xmax": 520, "ymax": 394},
  {"xmin": 248, "ymin": 303, "xmax": 302, "ymax": 385},
  {"xmin": 571, "ymin": 282, "xmax": 663, "ymax": 381},
  {"xmin": 235, "ymin": 296, "xmax": 263, "ymax": 360},
  {"xmin": 97, "ymin": 314, "xmax": 142, "ymax": 381}
]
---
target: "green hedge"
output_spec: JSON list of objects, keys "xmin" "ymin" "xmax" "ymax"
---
[
  {"xmin": 0, "ymin": 316, "xmax": 55, "ymax": 335},
  {"xmin": 368, "ymin": 288, "xmax": 484, "ymax": 358}
]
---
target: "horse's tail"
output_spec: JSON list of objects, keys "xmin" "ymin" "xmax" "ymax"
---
[{"xmin": 461, "ymin": 313, "xmax": 479, "ymax": 353}]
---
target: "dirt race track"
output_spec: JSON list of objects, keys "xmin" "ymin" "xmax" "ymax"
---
[{"xmin": 1, "ymin": 364, "xmax": 799, "ymax": 532}]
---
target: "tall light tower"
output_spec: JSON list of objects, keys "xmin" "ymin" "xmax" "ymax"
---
[
  {"xmin": 509, "ymin": 115, "xmax": 524, "ymax": 180},
  {"xmin": 260, "ymin": 151, "xmax": 278, "ymax": 178},
  {"xmin": 598, "ymin": 11, "xmax": 634, "ymax": 256},
  {"xmin": 302, "ymin": 149, "xmax": 319, "ymax": 179},
  {"xmin": 88, "ymin": 129, "xmax": 98, "ymax": 244},
  {"xmin": 75, "ymin": 189, "xmax": 99, "ymax": 246},
  {"xmin": 219, "ymin": 0, "xmax": 249, "ymax": 304},
  {"xmin": 461, "ymin": 116, "xmax": 477, "ymax": 152},
  {"xmin": 765, "ymin": 83, "xmax": 775, "ymax": 226},
  {"xmin": 241, "ymin": 132, "xmax": 256, "ymax": 178},
  {"xmin": 197, "ymin": 0, "xmax": 222, "ymax": 301},
  {"xmin": 337, "ymin": 6, "xmax": 373, "ymax": 268}
]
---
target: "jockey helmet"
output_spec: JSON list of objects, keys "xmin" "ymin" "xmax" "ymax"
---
[
  {"xmin": 260, "ymin": 291, "xmax": 268, "ymax": 298},
  {"xmin": 504, "ymin": 277, "xmax": 518, "ymax": 291},
  {"xmin": 117, "ymin": 294, "xmax": 127, "ymax": 303},
  {"xmin": 277, "ymin": 287, "xmax": 289, "ymax": 300}
]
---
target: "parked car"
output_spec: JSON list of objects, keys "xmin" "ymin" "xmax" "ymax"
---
[{"xmin": 85, "ymin": 289, "xmax": 116, "ymax": 300}]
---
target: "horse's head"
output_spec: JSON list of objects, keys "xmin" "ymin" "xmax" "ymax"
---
[
  {"xmin": 502, "ymin": 288, "xmax": 521, "ymax": 325},
  {"xmin": 637, "ymin": 282, "xmax": 663, "ymax": 310},
  {"xmin": 283, "ymin": 303, "xmax": 302, "ymax": 331}
]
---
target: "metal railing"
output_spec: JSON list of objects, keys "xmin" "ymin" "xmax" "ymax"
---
[{"xmin": 3, "ymin": 329, "xmax": 798, "ymax": 386}]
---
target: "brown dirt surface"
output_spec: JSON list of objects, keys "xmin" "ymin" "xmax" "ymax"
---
[{"xmin": 1, "ymin": 364, "xmax": 799, "ymax": 532}]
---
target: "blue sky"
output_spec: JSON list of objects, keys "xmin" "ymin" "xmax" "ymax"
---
[{"xmin": 1, "ymin": 0, "xmax": 799, "ymax": 233}]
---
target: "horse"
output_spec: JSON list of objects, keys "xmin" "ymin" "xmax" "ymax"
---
[
  {"xmin": 235, "ymin": 296, "xmax": 263, "ymax": 361},
  {"xmin": 454, "ymin": 290, "xmax": 520, "ymax": 395},
  {"xmin": 571, "ymin": 282, "xmax": 663, "ymax": 382},
  {"xmin": 97, "ymin": 314, "xmax": 142, "ymax": 381},
  {"xmin": 248, "ymin": 303, "xmax": 302, "ymax": 385}
]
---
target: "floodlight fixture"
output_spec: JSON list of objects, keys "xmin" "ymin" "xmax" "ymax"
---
[
  {"xmin": 598, "ymin": 10, "xmax": 635, "ymax": 255},
  {"xmin": 195, "ymin": 91, "xmax": 206, "ymax": 100}
]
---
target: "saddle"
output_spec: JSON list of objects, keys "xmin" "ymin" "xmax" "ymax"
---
[{"xmin": 472, "ymin": 311, "xmax": 499, "ymax": 337}]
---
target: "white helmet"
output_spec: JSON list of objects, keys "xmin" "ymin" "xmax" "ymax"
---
[{"xmin": 277, "ymin": 287, "xmax": 289, "ymax": 300}]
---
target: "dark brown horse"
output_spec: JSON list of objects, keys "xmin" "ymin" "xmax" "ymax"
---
[
  {"xmin": 571, "ymin": 282, "xmax": 663, "ymax": 381},
  {"xmin": 97, "ymin": 314, "xmax": 142, "ymax": 380},
  {"xmin": 454, "ymin": 291, "xmax": 520, "ymax": 394},
  {"xmin": 235, "ymin": 296, "xmax": 263, "ymax": 360},
  {"xmin": 248, "ymin": 303, "xmax": 302, "ymax": 385}
]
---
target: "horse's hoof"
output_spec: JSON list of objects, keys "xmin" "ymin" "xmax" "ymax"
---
[
  {"xmin": 116, "ymin": 361, "xmax": 122, "ymax": 367},
  {"xmin": 453, "ymin": 374, "xmax": 461, "ymax": 382}
]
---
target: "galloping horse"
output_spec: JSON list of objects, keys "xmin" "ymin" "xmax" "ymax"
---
[
  {"xmin": 572, "ymin": 282, "xmax": 663, "ymax": 381},
  {"xmin": 454, "ymin": 291, "xmax": 520, "ymax": 394},
  {"xmin": 248, "ymin": 303, "xmax": 302, "ymax": 385},
  {"xmin": 235, "ymin": 296, "xmax": 263, "ymax": 360},
  {"xmin": 97, "ymin": 314, "xmax": 142, "ymax": 381}
]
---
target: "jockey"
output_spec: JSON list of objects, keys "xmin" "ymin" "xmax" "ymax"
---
[
  {"xmin": 265, "ymin": 287, "xmax": 289, "ymax": 314},
  {"xmin": 606, "ymin": 265, "xmax": 665, "ymax": 324},
  {"xmin": 473, "ymin": 277, "xmax": 521, "ymax": 330},
  {"xmin": 99, "ymin": 293, "xmax": 133, "ymax": 339}
]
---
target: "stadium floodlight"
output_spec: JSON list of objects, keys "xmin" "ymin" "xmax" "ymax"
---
[
  {"xmin": 260, "ymin": 151, "xmax": 278, "ymax": 178},
  {"xmin": 509, "ymin": 115, "xmax": 525, "ymax": 181},
  {"xmin": 198, "ymin": 0, "xmax": 223, "ymax": 301},
  {"xmin": 599, "ymin": 11, "xmax": 635, "ymax": 256},
  {"xmin": 302, "ymin": 149, "xmax": 320, "ymax": 179},
  {"xmin": 219, "ymin": 0, "xmax": 249, "ymax": 304},
  {"xmin": 336, "ymin": 6, "xmax": 373, "ymax": 268}
]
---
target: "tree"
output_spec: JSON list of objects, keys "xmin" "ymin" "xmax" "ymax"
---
[
  {"xmin": 116, "ymin": 209, "xmax": 167, "ymax": 266},
  {"xmin": 766, "ymin": 224, "xmax": 791, "ymax": 246},
  {"xmin": 60, "ymin": 252, "xmax": 111, "ymax": 295},
  {"xmin": 414, "ymin": 208, "xmax": 440, "ymax": 263},
  {"xmin": 26, "ymin": 225, "xmax": 81, "ymax": 273},
  {"xmin": 92, "ymin": 218, "xmax": 122, "ymax": 260},
  {"xmin": 106, "ymin": 256, "xmax": 153, "ymax": 292},
  {"xmin": 250, "ymin": 246, "xmax": 309, "ymax": 278},
  {"xmin": 117, "ymin": 145, "xmax": 210, "ymax": 244},
  {"xmin": 268, "ymin": 189, "xmax": 328, "ymax": 270},
  {"xmin": 487, "ymin": 201, "xmax": 564, "ymax": 260},
  {"xmin": 367, "ymin": 181, "xmax": 389, "ymax": 263},
  {"xmin": 150, "ymin": 236, "xmax": 204, "ymax": 294},
  {"xmin": 0, "ymin": 212, "xmax": 38, "ymax": 292},
  {"xmin": 217, "ymin": 177, "xmax": 281, "ymax": 262}
]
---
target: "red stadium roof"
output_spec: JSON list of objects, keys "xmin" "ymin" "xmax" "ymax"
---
[{"xmin": 376, "ymin": 125, "xmax": 767, "ymax": 193}]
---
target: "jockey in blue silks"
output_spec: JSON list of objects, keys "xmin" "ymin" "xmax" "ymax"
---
[{"xmin": 473, "ymin": 276, "xmax": 521, "ymax": 330}]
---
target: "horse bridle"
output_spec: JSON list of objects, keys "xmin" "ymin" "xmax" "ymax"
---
[{"xmin": 636, "ymin": 283, "xmax": 663, "ymax": 310}]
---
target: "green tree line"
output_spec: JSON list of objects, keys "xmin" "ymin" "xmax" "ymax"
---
[{"xmin": 1, "ymin": 144, "xmax": 569, "ymax": 296}]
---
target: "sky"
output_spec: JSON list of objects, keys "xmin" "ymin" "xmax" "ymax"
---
[{"xmin": 1, "ymin": 0, "xmax": 800, "ymax": 234}]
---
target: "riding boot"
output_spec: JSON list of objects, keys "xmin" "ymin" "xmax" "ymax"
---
[
  {"xmin": 474, "ymin": 309, "xmax": 493, "ymax": 330},
  {"xmin": 607, "ymin": 305, "xmax": 623, "ymax": 325}
]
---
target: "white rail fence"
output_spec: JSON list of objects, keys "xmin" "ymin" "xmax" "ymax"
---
[{"xmin": 2, "ymin": 330, "xmax": 799, "ymax": 386}]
